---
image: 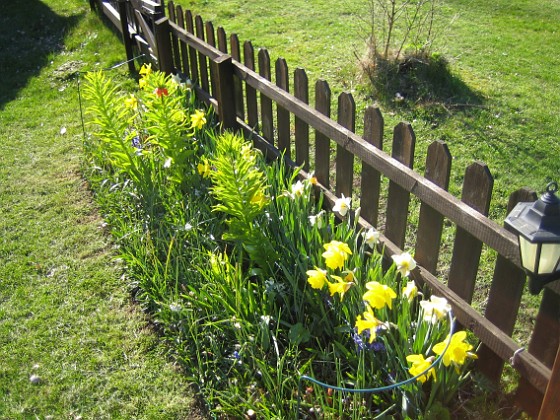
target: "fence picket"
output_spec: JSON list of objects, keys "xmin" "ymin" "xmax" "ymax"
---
[
  {"xmin": 335, "ymin": 93, "xmax": 355, "ymax": 199},
  {"xmin": 167, "ymin": 3, "xmax": 181, "ymax": 72},
  {"xmin": 258, "ymin": 49, "xmax": 273, "ymax": 144},
  {"xmin": 185, "ymin": 11, "xmax": 198, "ymax": 83},
  {"xmin": 244, "ymin": 41, "xmax": 258, "ymax": 130},
  {"xmin": 360, "ymin": 106, "xmax": 383, "ymax": 227},
  {"xmin": 477, "ymin": 188, "xmax": 536, "ymax": 385},
  {"xmin": 229, "ymin": 34, "xmax": 244, "ymax": 120},
  {"xmin": 415, "ymin": 140, "xmax": 452, "ymax": 274},
  {"xmin": 205, "ymin": 21, "xmax": 217, "ymax": 97},
  {"xmin": 194, "ymin": 16, "xmax": 209, "ymax": 92},
  {"xmin": 276, "ymin": 58, "xmax": 290, "ymax": 157},
  {"xmin": 175, "ymin": 6, "xmax": 189, "ymax": 77},
  {"xmin": 448, "ymin": 162, "xmax": 493, "ymax": 303},
  {"xmin": 516, "ymin": 288, "xmax": 560, "ymax": 417},
  {"xmin": 294, "ymin": 68, "xmax": 309, "ymax": 171},
  {"xmin": 217, "ymin": 27, "xmax": 227, "ymax": 53},
  {"xmin": 314, "ymin": 80, "xmax": 331, "ymax": 189},
  {"xmin": 385, "ymin": 123, "xmax": 415, "ymax": 249}
]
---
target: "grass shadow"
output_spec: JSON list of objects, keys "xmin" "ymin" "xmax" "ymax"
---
[
  {"xmin": 363, "ymin": 53, "xmax": 486, "ymax": 121},
  {"xmin": 0, "ymin": 0, "xmax": 83, "ymax": 110}
]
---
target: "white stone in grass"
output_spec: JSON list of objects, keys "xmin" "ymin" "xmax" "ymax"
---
[
  {"xmin": 29, "ymin": 374, "xmax": 41, "ymax": 384},
  {"xmin": 60, "ymin": 127, "xmax": 67, "ymax": 135}
]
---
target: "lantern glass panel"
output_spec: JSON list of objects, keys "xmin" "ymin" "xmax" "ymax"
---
[
  {"xmin": 537, "ymin": 243, "xmax": 560, "ymax": 274},
  {"xmin": 519, "ymin": 236, "xmax": 538, "ymax": 273}
]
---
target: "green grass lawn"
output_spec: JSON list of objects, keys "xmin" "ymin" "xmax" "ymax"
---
[{"xmin": 0, "ymin": 0, "xmax": 200, "ymax": 417}]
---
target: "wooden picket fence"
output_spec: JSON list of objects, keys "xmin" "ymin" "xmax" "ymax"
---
[{"xmin": 90, "ymin": 0, "xmax": 560, "ymax": 417}]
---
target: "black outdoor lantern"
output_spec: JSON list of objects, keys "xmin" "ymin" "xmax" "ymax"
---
[{"xmin": 505, "ymin": 182, "xmax": 560, "ymax": 294}]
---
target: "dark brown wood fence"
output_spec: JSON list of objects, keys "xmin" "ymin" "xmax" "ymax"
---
[{"xmin": 90, "ymin": 1, "xmax": 560, "ymax": 418}]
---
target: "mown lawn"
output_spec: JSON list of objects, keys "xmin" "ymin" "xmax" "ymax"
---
[{"xmin": 0, "ymin": 1, "xmax": 200, "ymax": 417}]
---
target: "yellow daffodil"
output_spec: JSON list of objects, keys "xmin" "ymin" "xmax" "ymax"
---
[
  {"xmin": 355, "ymin": 305, "xmax": 383, "ymax": 343},
  {"xmin": 420, "ymin": 295, "xmax": 452, "ymax": 324},
  {"xmin": 402, "ymin": 280, "xmax": 418, "ymax": 302},
  {"xmin": 333, "ymin": 194, "xmax": 351, "ymax": 217},
  {"xmin": 191, "ymin": 109, "xmax": 207, "ymax": 130},
  {"xmin": 432, "ymin": 331, "xmax": 478, "ymax": 368},
  {"xmin": 139, "ymin": 77, "xmax": 148, "ymax": 89},
  {"xmin": 391, "ymin": 251, "xmax": 417, "ymax": 277},
  {"xmin": 139, "ymin": 63, "xmax": 152, "ymax": 77},
  {"xmin": 124, "ymin": 94, "xmax": 137, "ymax": 109},
  {"xmin": 250, "ymin": 190, "xmax": 267, "ymax": 208},
  {"xmin": 197, "ymin": 159, "xmax": 211, "ymax": 178},
  {"xmin": 363, "ymin": 281, "xmax": 396, "ymax": 310},
  {"xmin": 327, "ymin": 275, "xmax": 353, "ymax": 300},
  {"xmin": 309, "ymin": 175, "xmax": 318, "ymax": 185},
  {"xmin": 406, "ymin": 354, "xmax": 436, "ymax": 383},
  {"xmin": 322, "ymin": 240, "xmax": 352, "ymax": 270},
  {"xmin": 306, "ymin": 267, "xmax": 328, "ymax": 290}
]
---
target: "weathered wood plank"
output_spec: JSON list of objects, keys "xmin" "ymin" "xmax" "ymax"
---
[
  {"xmin": 516, "ymin": 287, "xmax": 560, "ymax": 417},
  {"xmin": 294, "ymin": 68, "xmax": 309, "ymax": 171},
  {"xmin": 205, "ymin": 21, "xmax": 217, "ymax": 97},
  {"xmin": 415, "ymin": 140, "xmax": 451, "ymax": 274},
  {"xmin": 276, "ymin": 58, "xmax": 290, "ymax": 157},
  {"xmin": 314, "ymin": 80, "xmax": 331, "ymax": 189},
  {"xmin": 214, "ymin": 55, "xmax": 237, "ymax": 130},
  {"xmin": 154, "ymin": 17, "xmax": 173, "ymax": 74},
  {"xmin": 217, "ymin": 27, "xmax": 227, "ymax": 53},
  {"xmin": 385, "ymin": 123, "xmax": 415, "ymax": 250},
  {"xmin": 184, "ymin": 11, "xmax": 198, "ymax": 83},
  {"xmin": 448, "ymin": 162, "xmax": 493, "ymax": 303},
  {"xmin": 360, "ymin": 106, "xmax": 383, "ymax": 227},
  {"xmin": 335, "ymin": 93, "xmax": 355, "ymax": 200},
  {"xmin": 175, "ymin": 6, "xmax": 189, "ymax": 77},
  {"xmin": 477, "ymin": 188, "xmax": 536, "ymax": 384},
  {"xmin": 167, "ymin": 3, "xmax": 181, "ymax": 72},
  {"xmin": 258, "ymin": 49, "xmax": 274, "ymax": 144},
  {"xmin": 194, "ymin": 15, "xmax": 209, "ymax": 93},
  {"xmin": 539, "ymin": 344, "xmax": 560, "ymax": 420},
  {"xmin": 229, "ymin": 34, "xmax": 244, "ymax": 120},
  {"xmin": 244, "ymin": 41, "xmax": 258, "ymax": 130}
]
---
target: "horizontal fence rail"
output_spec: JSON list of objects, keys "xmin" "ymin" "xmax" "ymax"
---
[{"xmin": 91, "ymin": 1, "xmax": 560, "ymax": 417}]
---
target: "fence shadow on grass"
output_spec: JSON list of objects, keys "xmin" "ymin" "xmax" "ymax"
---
[{"xmin": 0, "ymin": 0, "xmax": 82, "ymax": 110}]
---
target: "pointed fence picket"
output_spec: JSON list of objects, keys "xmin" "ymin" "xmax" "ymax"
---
[{"xmin": 92, "ymin": 1, "xmax": 560, "ymax": 417}]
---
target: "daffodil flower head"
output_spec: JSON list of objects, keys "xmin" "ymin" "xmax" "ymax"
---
[
  {"xmin": 250, "ymin": 190, "xmax": 268, "ymax": 208},
  {"xmin": 124, "ymin": 94, "xmax": 138, "ymax": 109},
  {"xmin": 432, "ymin": 331, "xmax": 477, "ymax": 369},
  {"xmin": 363, "ymin": 281, "xmax": 397, "ymax": 310},
  {"xmin": 191, "ymin": 109, "xmax": 207, "ymax": 130},
  {"xmin": 291, "ymin": 180, "xmax": 305, "ymax": 197},
  {"xmin": 406, "ymin": 354, "xmax": 436, "ymax": 383},
  {"xmin": 333, "ymin": 194, "xmax": 351, "ymax": 217},
  {"xmin": 420, "ymin": 295, "xmax": 452, "ymax": 324},
  {"xmin": 355, "ymin": 305, "xmax": 383, "ymax": 343},
  {"xmin": 327, "ymin": 275, "xmax": 353, "ymax": 300},
  {"xmin": 139, "ymin": 63, "xmax": 152, "ymax": 77},
  {"xmin": 391, "ymin": 251, "xmax": 416, "ymax": 277},
  {"xmin": 402, "ymin": 280, "xmax": 418, "ymax": 302},
  {"xmin": 197, "ymin": 158, "xmax": 211, "ymax": 178},
  {"xmin": 322, "ymin": 240, "xmax": 352, "ymax": 270},
  {"xmin": 306, "ymin": 267, "xmax": 328, "ymax": 290},
  {"xmin": 362, "ymin": 228, "xmax": 380, "ymax": 249},
  {"xmin": 308, "ymin": 210, "xmax": 325, "ymax": 228}
]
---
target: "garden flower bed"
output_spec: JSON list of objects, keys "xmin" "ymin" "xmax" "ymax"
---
[{"xmin": 83, "ymin": 66, "xmax": 478, "ymax": 418}]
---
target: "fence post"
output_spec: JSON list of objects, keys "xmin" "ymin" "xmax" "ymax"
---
[
  {"xmin": 539, "ymin": 342, "xmax": 560, "ymax": 419},
  {"xmin": 214, "ymin": 55, "xmax": 237, "ymax": 131},
  {"xmin": 117, "ymin": 0, "xmax": 135, "ymax": 73},
  {"xmin": 154, "ymin": 17, "xmax": 173, "ymax": 74}
]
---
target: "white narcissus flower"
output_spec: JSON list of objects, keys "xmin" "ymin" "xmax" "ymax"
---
[
  {"xmin": 420, "ymin": 295, "xmax": 452, "ymax": 324},
  {"xmin": 309, "ymin": 210, "xmax": 326, "ymax": 228},
  {"xmin": 333, "ymin": 194, "xmax": 351, "ymax": 217},
  {"xmin": 402, "ymin": 280, "xmax": 418, "ymax": 302},
  {"xmin": 291, "ymin": 180, "xmax": 305, "ymax": 197},
  {"xmin": 391, "ymin": 251, "xmax": 416, "ymax": 277},
  {"xmin": 362, "ymin": 228, "xmax": 380, "ymax": 249}
]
